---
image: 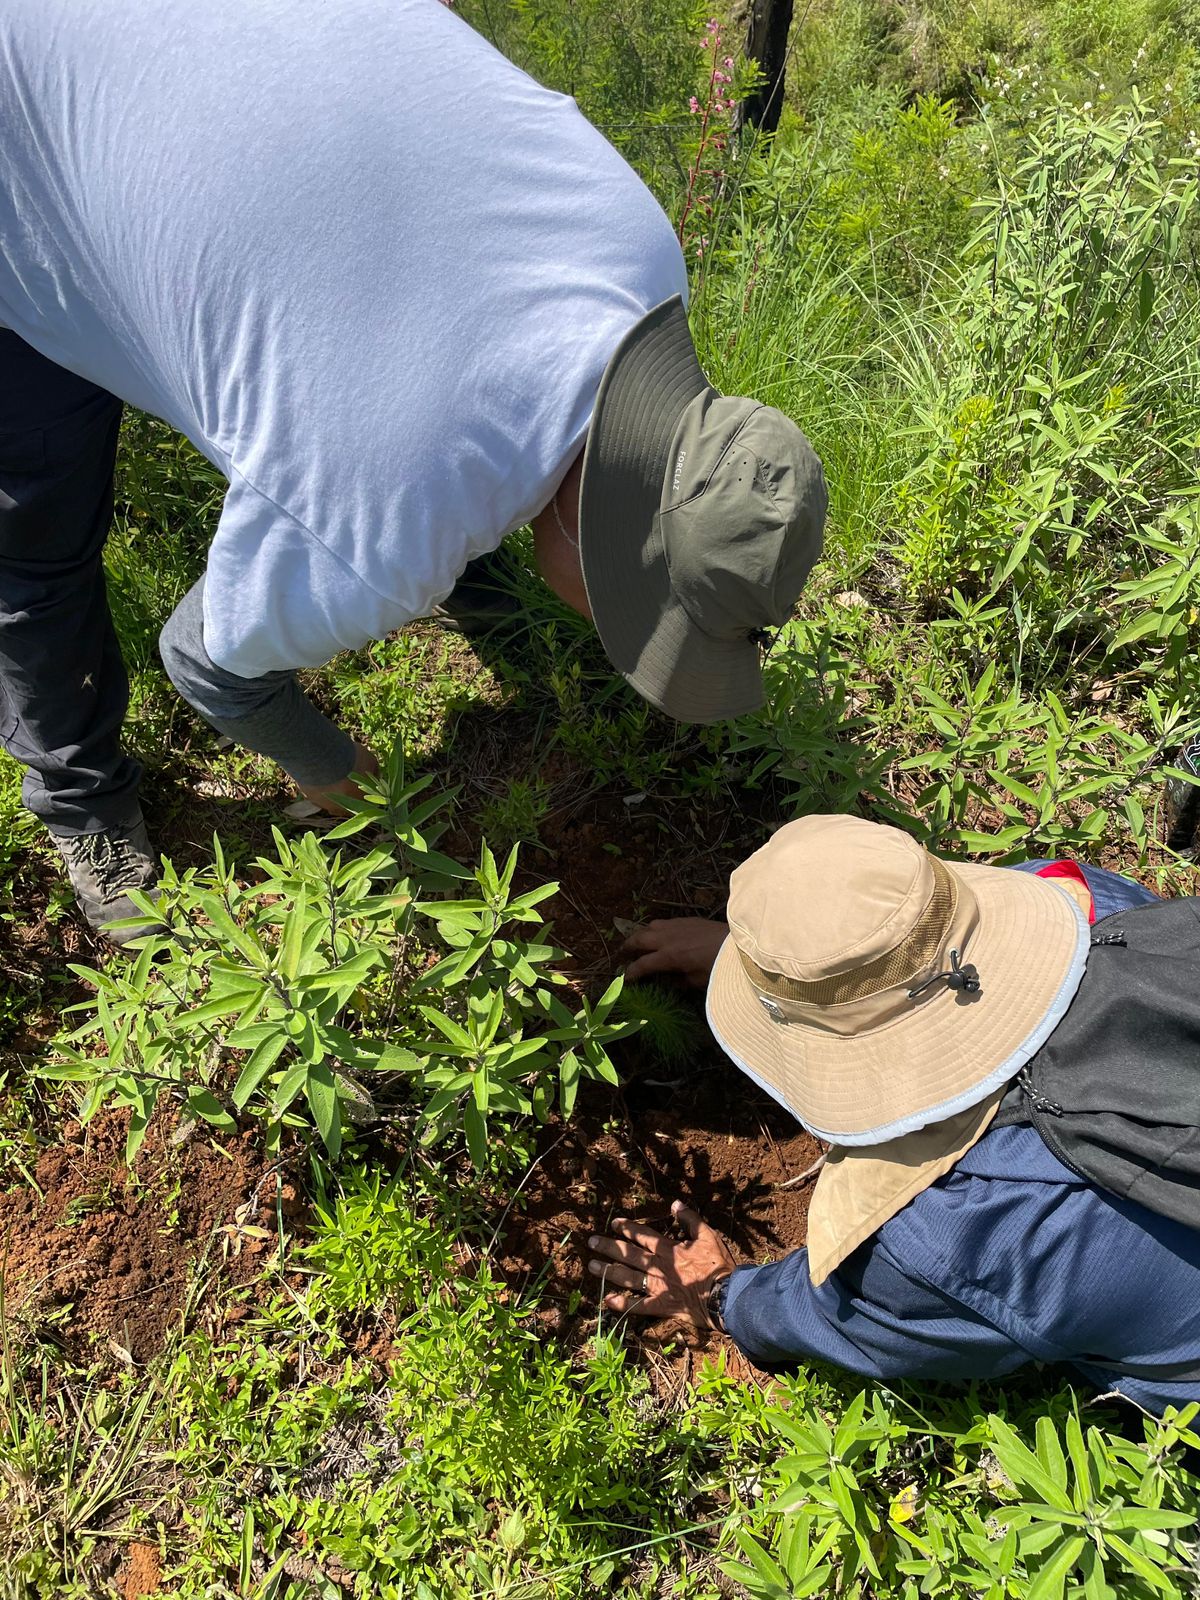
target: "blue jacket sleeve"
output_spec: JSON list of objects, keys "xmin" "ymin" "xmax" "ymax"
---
[{"xmin": 721, "ymin": 1239, "xmax": 1031, "ymax": 1381}]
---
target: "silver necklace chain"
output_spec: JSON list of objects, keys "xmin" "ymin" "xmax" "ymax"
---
[{"xmin": 551, "ymin": 489, "xmax": 579, "ymax": 551}]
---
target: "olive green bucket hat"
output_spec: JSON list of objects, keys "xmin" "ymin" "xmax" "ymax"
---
[{"xmin": 578, "ymin": 296, "xmax": 828, "ymax": 724}]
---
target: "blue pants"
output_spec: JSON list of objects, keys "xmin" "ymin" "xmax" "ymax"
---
[{"xmin": 0, "ymin": 330, "xmax": 354, "ymax": 835}]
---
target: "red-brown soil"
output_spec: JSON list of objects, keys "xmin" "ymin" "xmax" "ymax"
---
[
  {"xmin": 496, "ymin": 1068, "xmax": 820, "ymax": 1385},
  {"xmin": 0, "ymin": 1106, "xmax": 294, "ymax": 1360},
  {"xmin": 12, "ymin": 714, "xmax": 1185, "ymax": 1381},
  {"xmin": 482, "ymin": 763, "xmax": 819, "ymax": 1378},
  {"xmin": 121, "ymin": 1541, "xmax": 163, "ymax": 1600}
]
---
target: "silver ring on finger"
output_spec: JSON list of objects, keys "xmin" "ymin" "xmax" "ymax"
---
[{"xmin": 642, "ymin": 1272, "xmax": 650, "ymax": 1293}]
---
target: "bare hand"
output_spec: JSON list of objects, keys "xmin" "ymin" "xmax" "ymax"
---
[
  {"xmin": 297, "ymin": 742, "xmax": 379, "ymax": 817},
  {"xmin": 623, "ymin": 918, "xmax": 728, "ymax": 987},
  {"xmin": 587, "ymin": 1199, "xmax": 737, "ymax": 1324}
]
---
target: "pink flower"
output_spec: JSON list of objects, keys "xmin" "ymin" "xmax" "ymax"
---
[{"xmin": 689, "ymin": 95, "xmax": 700, "ymax": 112}]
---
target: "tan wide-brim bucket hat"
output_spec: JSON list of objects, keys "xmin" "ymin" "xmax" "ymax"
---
[{"xmin": 705, "ymin": 815, "xmax": 1091, "ymax": 1281}]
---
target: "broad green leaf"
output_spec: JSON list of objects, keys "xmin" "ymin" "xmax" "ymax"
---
[
  {"xmin": 186, "ymin": 1087, "xmax": 236, "ymax": 1133},
  {"xmin": 305, "ymin": 1060, "xmax": 341, "ymax": 1158},
  {"xmin": 1035, "ymin": 1415, "xmax": 1069, "ymax": 1494},
  {"xmin": 1106, "ymin": 1507, "xmax": 1196, "ymax": 1532},
  {"xmin": 272, "ymin": 1062, "xmax": 310, "ymax": 1116},
  {"xmin": 184, "ymin": 989, "xmax": 265, "ymax": 1029},
  {"xmin": 125, "ymin": 1099, "xmax": 155, "ymax": 1165}
]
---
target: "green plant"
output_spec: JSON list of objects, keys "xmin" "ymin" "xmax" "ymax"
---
[
  {"xmin": 478, "ymin": 777, "xmax": 551, "ymax": 854},
  {"xmin": 614, "ymin": 980, "xmax": 705, "ymax": 1067},
  {"xmin": 0, "ymin": 1341, "xmax": 164, "ymax": 1599},
  {"xmin": 330, "ymin": 625, "xmax": 502, "ymax": 762},
  {"xmin": 896, "ymin": 97, "xmax": 1200, "ymax": 655},
  {"xmin": 458, "ymin": 0, "xmax": 707, "ymax": 200},
  {"xmin": 721, "ymin": 1387, "xmax": 1200, "ymax": 1600},
  {"xmin": 302, "ymin": 1162, "xmax": 456, "ymax": 1315},
  {"xmin": 42, "ymin": 747, "xmax": 638, "ymax": 1167}
]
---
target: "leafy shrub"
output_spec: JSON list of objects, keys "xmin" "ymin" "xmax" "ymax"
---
[
  {"xmin": 43, "ymin": 749, "xmax": 637, "ymax": 1165},
  {"xmin": 303, "ymin": 1163, "xmax": 457, "ymax": 1314},
  {"xmin": 897, "ymin": 97, "xmax": 1200, "ymax": 648},
  {"xmin": 722, "ymin": 1385, "xmax": 1200, "ymax": 1600},
  {"xmin": 164, "ymin": 1216, "xmax": 688, "ymax": 1596}
]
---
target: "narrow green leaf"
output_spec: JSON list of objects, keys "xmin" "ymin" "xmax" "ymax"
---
[
  {"xmin": 232, "ymin": 1034, "xmax": 289, "ymax": 1110},
  {"xmin": 1026, "ymin": 1535, "xmax": 1086, "ymax": 1600},
  {"xmin": 463, "ymin": 1100, "xmax": 488, "ymax": 1168},
  {"xmin": 303, "ymin": 1060, "xmax": 341, "ymax": 1158},
  {"xmin": 278, "ymin": 888, "xmax": 307, "ymax": 981},
  {"xmin": 559, "ymin": 1050, "xmax": 581, "ymax": 1118}
]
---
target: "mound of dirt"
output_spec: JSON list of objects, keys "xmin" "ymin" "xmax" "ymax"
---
[
  {"xmin": 0, "ymin": 1106, "xmax": 294, "ymax": 1360},
  {"xmin": 457, "ymin": 746, "xmax": 819, "ymax": 1380}
]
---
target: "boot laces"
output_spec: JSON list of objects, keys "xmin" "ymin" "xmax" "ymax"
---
[{"xmin": 69, "ymin": 830, "xmax": 148, "ymax": 896}]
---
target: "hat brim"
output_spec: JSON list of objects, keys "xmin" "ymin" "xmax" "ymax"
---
[
  {"xmin": 706, "ymin": 864, "xmax": 1091, "ymax": 1146},
  {"xmin": 578, "ymin": 297, "xmax": 763, "ymax": 725},
  {"xmin": 804, "ymin": 1091, "xmax": 1004, "ymax": 1286}
]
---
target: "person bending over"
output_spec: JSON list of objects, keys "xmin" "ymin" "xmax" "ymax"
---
[
  {"xmin": 590, "ymin": 815, "xmax": 1200, "ymax": 1417},
  {"xmin": 0, "ymin": 0, "xmax": 826, "ymax": 943}
]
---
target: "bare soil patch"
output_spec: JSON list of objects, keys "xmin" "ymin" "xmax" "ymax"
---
[
  {"xmin": 0, "ymin": 1106, "xmax": 293, "ymax": 1360},
  {"xmin": 481, "ymin": 761, "xmax": 819, "ymax": 1380}
]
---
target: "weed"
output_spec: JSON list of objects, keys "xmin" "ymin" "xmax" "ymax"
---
[
  {"xmin": 478, "ymin": 776, "xmax": 551, "ymax": 855},
  {"xmin": 5, "ymin": 6, "xmax": 1200, "ymax": 1597}
]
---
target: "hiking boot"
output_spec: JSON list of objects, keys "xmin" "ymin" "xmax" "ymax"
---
[
  {"xmin": 1165, "ymin": 736, "xmax": 1200, "ymax": 857},
  {"xmin": 431, "ymin": 551, "xmax": 524, "ymax": 636},
  {"xmin": 50, "ymin": 816, "xmax": 165, "ymax": 946}
]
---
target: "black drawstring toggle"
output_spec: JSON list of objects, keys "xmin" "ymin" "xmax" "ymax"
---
[
  {"xmin": 748, "ymin": 627, "xmax": 776, "ymax": 650},
  {"xmin": 908, "ymin": 947, "xmax": 981, "ymax": 1000}
]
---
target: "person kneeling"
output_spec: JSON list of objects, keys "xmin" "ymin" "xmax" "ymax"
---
[{"xmin": 588, "ymin": 815, "xmax": 1200, "ymax": 1417}]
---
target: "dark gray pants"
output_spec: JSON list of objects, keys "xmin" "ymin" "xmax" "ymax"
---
[{"xmin": 0, "ymin": 330, "xmax": 354, "ymax": 837}]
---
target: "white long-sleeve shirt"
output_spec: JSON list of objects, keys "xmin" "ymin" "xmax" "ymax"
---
[{"xmin": 0, "ymin": 0, "xmax": 686, "ymax": 676}]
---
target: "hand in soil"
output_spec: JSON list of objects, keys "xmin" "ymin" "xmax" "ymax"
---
[
  {"xmin": 622, "ymin": 918, "xmax": 728, "ymax": 987},
  {"xmin": 296, "ymin": 742, "xmax": 379, "ymax": 817},
  {"xmin": 587, "ymin": 1199, "xmax": 738, "ymax": 1324}
]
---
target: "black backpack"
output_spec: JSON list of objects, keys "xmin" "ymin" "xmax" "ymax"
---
[
  {"xmin": 990, "ymin": 897, "xmax": 1200, "ymax": 1384},
  {"xmin": 993, "ymin": 895, "xmax": 1200, "ymax": 1230}
]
